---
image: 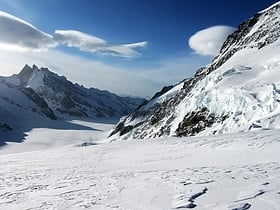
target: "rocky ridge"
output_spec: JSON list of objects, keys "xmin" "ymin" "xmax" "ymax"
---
[
  {"xmin": 110, "ymin": 1, "xmax": 280, "ymax": 139},
  {"xmin": 0, "ymin": 65, "xmax": 144, "ymax": 135}
]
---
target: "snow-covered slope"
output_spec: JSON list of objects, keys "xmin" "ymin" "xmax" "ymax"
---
[
  {"xmin": 0, "ymin": 65, "xmax": 144, "ymax": 146},
  {"xmin": 0, "ymin": 130, "xmax": 279, "ymax": 209},
  {"xmin": 110, "ymin": 2, "xmax": 280, "ymax": 139}
]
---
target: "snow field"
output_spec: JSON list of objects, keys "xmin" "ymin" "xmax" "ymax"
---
[
  {"xmin": 0, "ymin": 129, "xmax": 279, "ymax": 209},
  {"xmin": 0, "ymin": 120, "xmax": 116, "ymax": 155}
]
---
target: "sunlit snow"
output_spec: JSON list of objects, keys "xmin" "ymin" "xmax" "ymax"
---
[{"xmin": 0, "ymin": 126, "xmax": 279, "ymax": 209}]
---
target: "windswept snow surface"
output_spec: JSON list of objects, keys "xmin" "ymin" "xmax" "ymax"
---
[{"xmin": 0, "ymin": 129, "xmax": 279, "ymax": 209}]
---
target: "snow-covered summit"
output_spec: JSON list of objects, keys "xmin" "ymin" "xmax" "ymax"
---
[
  {"xmin": 17, "ymin": 64, "xmax": 39, "ymax": 85},
  {"xmin": 110, "ymin": 1, "xmax": 280, "ymax": 139},
  {"xmin": 0, "ymin": 64, "xmax": 144, "ymax": 146},
  {"xmin": 5, "ymin": 64, "xmax": 144, "ymax": 119}
]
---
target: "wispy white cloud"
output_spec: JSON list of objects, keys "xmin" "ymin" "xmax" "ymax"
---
[
  {"xmin": 99, "ymin": 41, "xmax": 148, "ymax": 58},
  {"xmin": 54, "ymin": 30, "xmax": 148, "ymax": 58},
  {"xmin": 188, "ymin": 25, "xmax": 235, "ymax": 56},
  {"xmin": 0, "ymin": 11, "xmax": 57, "ymax": 51},
  {"xmin": 0, "ymin": 11, "xmax": 148, "ymax": 58},
  {"xmin": 54, "ymin": 30, "xmax": 106, "ymax": 49}
]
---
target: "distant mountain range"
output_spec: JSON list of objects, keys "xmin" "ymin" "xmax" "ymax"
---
[
  {"xmin": 0, "ymin": 64, "xmax": 144, "ymax": 145},
  {"xmin": 110, "ymin": 1, "xmax": 280, "ymax": 139}
]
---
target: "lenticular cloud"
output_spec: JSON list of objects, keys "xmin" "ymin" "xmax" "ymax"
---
[
  {"xmin": 0, "ymin": 11, "xmax": 57, "ymax": 51},
  {"xmin": 99, "ymin": 41, "xmax": 148, "ymax": 58},
  {"xmin": 0, "ymin": 11, "xmax": 147, "ymax": 58},
  {"xmin": 54, "ymin": 30, "xmax": 148, "ymax": 58},
  {"xmin": 188, "ymin": 26, "xmax": 235, "ymax": 56},
  {"xmin": 54, "ymin": 30, "xmax": 107, "ymax": 49}
]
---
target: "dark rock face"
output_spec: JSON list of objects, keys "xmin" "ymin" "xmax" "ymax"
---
[
  {"xmin": 0, "ymin": 123, "xmax": 13, "ymax": 131},
  {"xmin": 110, "ymin": 2, "xmax": 280, "ymax": 139},
  {"xmin": 209, "ymin": 3, "xmax": 280, "ymax": 74},
  {"xmin": 151, "ymin": 85, "xmax": 174, "ymax": 100},
  {"xmin": 21, "ymin": 88, "xmax": 57, "ymax": 120},
  {"xmin": 176, "ymin": 107, "xmax": 228, "ymax": 137},
  {"xmin": 109, "ymin": 122, "xmax": 135, "ymax": 137},
  {"xmin": 61, "ymin": 96, "xmax": 76, "ymax": 109}
]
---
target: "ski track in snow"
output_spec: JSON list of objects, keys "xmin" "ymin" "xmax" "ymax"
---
[{"xmin": 0, "ymin": 128, "xmax": 279, "ymax": 210}]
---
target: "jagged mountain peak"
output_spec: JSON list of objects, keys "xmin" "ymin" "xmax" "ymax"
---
[
  {"xmin": 20, "ymin": 64, "xmax": 39, "ymax": 72},
  {"xmin": 17, "ymin": 64, "xmax": 39, "ymax": 85},
  {"xmin": 109, "ymin": 2, "xmax": 280, "ymax": 140},
  {"xmin": 16, "ymin": 64, "xmax": 59, "ymax": 89},
  {"xmin": 1, "ymin": 64, "xmax": 145, "ymax": 126}
]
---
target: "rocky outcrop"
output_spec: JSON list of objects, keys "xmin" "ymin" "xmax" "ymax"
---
[
  {"xmin": 175, "ymin": 107, "xmax": 228, "ymax": 137},
  {"xmin": 22, "ymin": 87, "xmax": 57, "ymax": 120}
]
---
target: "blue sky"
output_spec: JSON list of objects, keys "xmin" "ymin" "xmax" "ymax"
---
[{"xmin": 0, "ymin": 0, "xmax": 278, "ymax": 97}]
